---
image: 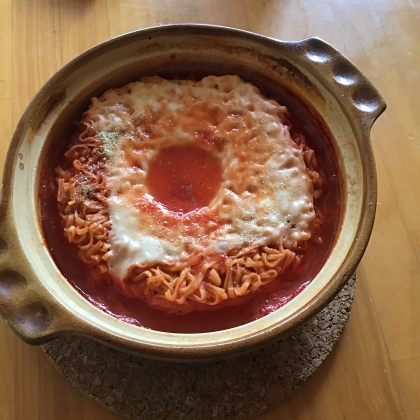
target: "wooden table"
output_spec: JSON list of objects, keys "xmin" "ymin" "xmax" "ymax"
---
[{"xmin": 1, "ymin": 1, "xmax": 419, "ymax": 419}]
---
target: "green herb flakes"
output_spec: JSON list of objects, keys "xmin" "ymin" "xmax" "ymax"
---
[{"xmin": 97, "ymin": 131, "xmax": 121, "ymax": 157}]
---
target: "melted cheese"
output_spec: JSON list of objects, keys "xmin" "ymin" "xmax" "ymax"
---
[{"xmin": 83, "ymin": 75, "xmax": 316, "ymax": 280}]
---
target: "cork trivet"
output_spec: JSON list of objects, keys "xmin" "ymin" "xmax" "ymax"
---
[{"xmin": 42, "ymin": 274, "xmax": 356, "ymax": 420}]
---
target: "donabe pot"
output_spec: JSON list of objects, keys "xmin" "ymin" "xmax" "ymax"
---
[{"xmin": 0, "ymin": 25, "xmax": 385, "ymax": 362}]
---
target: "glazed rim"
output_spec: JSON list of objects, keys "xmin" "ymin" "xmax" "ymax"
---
[{"xmin": 0, "ymin": 24, "xmax": 385, "ymax": 361}]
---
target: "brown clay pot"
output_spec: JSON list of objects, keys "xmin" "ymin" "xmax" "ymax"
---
[{"xmin": 0, "ymin": 25, "xmax": 385, "ymax": 362}]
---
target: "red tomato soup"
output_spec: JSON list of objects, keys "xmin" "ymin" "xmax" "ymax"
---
[
  {"xmin": 145, "ymin": 144, "xmax": 223, "ymax": 213},
  {"xmin": 39, "ymin": 77, "xmax": 341, "ymax": 333}
]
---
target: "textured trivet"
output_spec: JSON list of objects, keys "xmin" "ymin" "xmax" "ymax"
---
[{"xmin": 42, "ymin": 274, "xmax": 356, "ymax": 420}]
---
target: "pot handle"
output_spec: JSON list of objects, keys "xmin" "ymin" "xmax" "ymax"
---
[
  {"xmin": 0, "ymin": 269, "xmax": 75, "ymax": 346},
  {"xmin": 296, "ymin": 37, "xmax": 387, "ymax": 128},
  {"xmin": 0, "ymin": 276, "xmax": 61, "ymax": 345},
  {"xmin": 0, "ymin": 215, "xmax": 78, "ymax": 345}
]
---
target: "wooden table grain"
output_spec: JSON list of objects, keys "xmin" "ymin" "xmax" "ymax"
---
[{"xmin": 1, "ymin": 1, "xmax": 419, "ymax": 419}]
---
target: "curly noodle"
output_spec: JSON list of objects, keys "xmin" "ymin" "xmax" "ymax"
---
[{"xmin": 56, "ymin": 117, "xmax": 323, "ymax": 312}]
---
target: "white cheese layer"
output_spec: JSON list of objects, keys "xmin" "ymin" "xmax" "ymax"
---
[
  {"xmin": 107, "ymin": 200, "xmax": 180, "ymax": 276},
  {"xmin": 83, "ymin": 75, "xmax": 316, "ymax": 280}
]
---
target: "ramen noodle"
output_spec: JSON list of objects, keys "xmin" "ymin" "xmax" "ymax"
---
[{"xmin": 55, "ymin": 75, "xmax": 324, "ymax": 313}]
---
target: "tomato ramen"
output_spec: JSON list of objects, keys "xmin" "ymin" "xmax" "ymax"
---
[{"xmin": 40, "ymin": 75, "xmax": 341, "ymax": 332}]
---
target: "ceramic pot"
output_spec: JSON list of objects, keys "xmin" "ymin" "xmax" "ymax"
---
[{"xmin": 0, "ymin": 25, "xmax": 385, "ymax": 362}]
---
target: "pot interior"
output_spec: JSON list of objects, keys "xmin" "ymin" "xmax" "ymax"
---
[{"xmin": 8, "ymin": 27, "xmax": 369, "ymax": 356}]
